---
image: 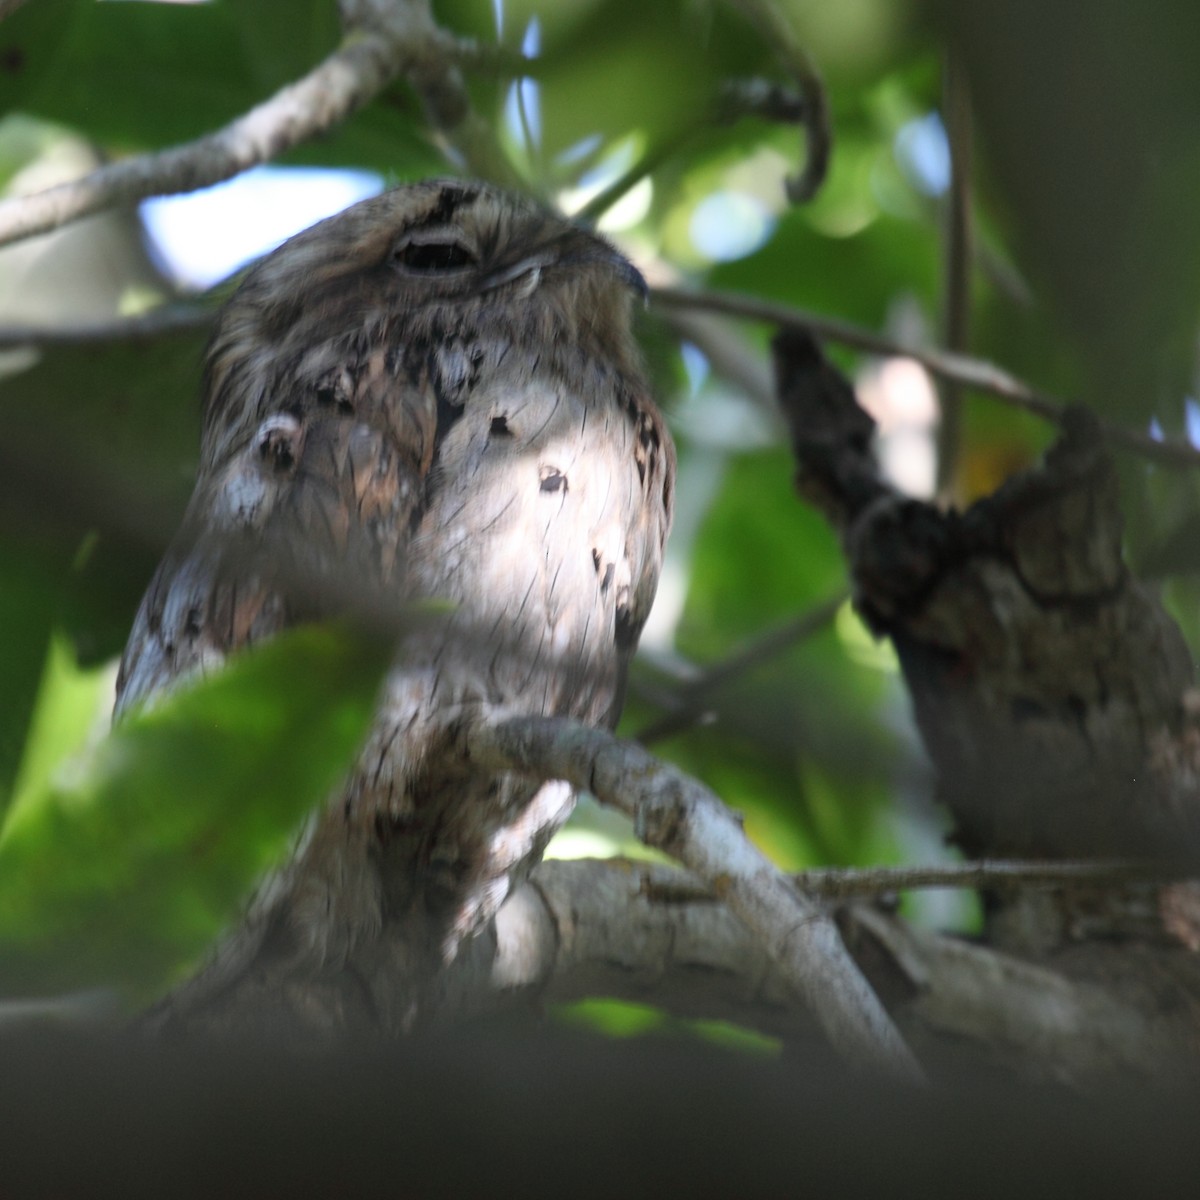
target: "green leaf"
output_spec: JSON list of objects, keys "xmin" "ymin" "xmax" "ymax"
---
[
  {"xmin": 0, "ymin": 624, "xmax": 385, "ymax": 1001},
  {"xmin": 944, "ymin": 0, "xmax": 1200, "ymax": 416},
  {"xmin": 0, "ymin": 1, "xmax": 259, "ymax": 149},
  {"xmin": 0, "ymin": 325, "xmax": 209, "ymax": 665},
  {"xmin": 7, "ymin": 633, "xmax": 108, "ymax": 822},
  {"xmin": 680, "ymin": 446, "xmax": 845, "ymax": 654}
]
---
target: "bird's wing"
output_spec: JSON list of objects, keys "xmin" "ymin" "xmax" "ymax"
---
[
  {"xmin": 115, "ymin": 353, "xmax": 439, "ymax": 715},
  {"xmin": 621, "ymin": 383, "xmax": 675, "ymax": 646}
]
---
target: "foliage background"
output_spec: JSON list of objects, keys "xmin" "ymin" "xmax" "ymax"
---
[{"xmin": 1, "ymin": 0, "xmax": 1199, "ymax": 1014}]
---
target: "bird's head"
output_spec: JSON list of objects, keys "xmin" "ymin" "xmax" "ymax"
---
[{"xmin": 205, "ymin": 180, "xmax": 648, "ymax": 422}]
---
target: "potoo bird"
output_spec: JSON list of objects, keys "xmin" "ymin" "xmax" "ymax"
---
[{"xmin": 116, "ymin": 180, "xmax": 674, "ymax": 1026}]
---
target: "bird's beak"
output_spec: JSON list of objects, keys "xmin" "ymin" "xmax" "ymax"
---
[
  {"xmin": 603, "ymin": 251, "xmax": 649, "ymax": 306},
  {"xmin": 480, "ymin": 240, "xmax": 648, "ymax": 305},
  {"xmin": 479, "ymin": 251, "xmax": 556, "ymax": 294}
]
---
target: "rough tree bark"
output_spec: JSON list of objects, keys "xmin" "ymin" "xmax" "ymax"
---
[{"xmin": 769, "ymin": 327, "xmax": 1200, "ymax": 1079}]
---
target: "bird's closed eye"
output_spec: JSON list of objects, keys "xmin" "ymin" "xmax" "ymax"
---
[{"xmin": 392, "ymin": 236, "xmax": 478, "ymax": 273}]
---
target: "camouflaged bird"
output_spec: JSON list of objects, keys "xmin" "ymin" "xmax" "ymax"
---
[{"xmin": 117, "ymin": 180, "xmax": 674, "ymax": 1028}]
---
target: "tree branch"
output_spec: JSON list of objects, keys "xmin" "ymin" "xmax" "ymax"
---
[
  {"xmin": 653, "ymin": 285, "xmax": 1200, "ymax": 470},
  {"xmin": 772, "ymin": 326, "xmax": 1200, "ymax": 865},
  {"xmin": 0, "ymin": 3, "xmax": 508, "ymax": 251},
  {"xmin": 476, "ymin": 858, "xmax": 1200, "ymax": 1081},
  {"xmin": 0, "ymin": 305, "xmax": 213, "ymax": 349},
  {"xmin": 637, "ymin": 857, "xmax": 1166, "ymax": 904},
  {"xmin": 791, "ymin": 858, "xmax": 1162, "ymax": 899},
  {"xmin": 635, "ymin": 593, "xmax": 845, "ymax": 744},
  {"xmin": 0, "ymin": 35, "xmax": 398, "ymax": 249},
  {"xmin": 577, "ymin": 76, "xmax": 812, "ymax": 224},
  {"xmin": 372, "ymin": 0, "xmax": 519, "ymax": 185},
  {"xmin": 465, "ymin": 715, "xmax": 924, "ymax": 1081},
  {"xmin": 722, "ymin": 0, "xmax": 832, "ymax": 202}
]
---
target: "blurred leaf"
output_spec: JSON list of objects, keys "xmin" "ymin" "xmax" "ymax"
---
[
  {"xmin": 555, "ymin": 997, "xmax": 668, "ymax": 1039},
  {"xmin": 0, "ymin": 0, "xmax": 80, "ymax": 120},
  {"xmin": 710, "ymin": 201, "xmax": 938, "ymax": 331},
  {"xmin": 686, "ymin": 1017, "xmax": 781, "ymax": 1057},
  {"xmin": 650, "ymin": 446, "xmax": 905, "ymax": 862},
  {"xmin": 223, "ymin": 0, "xmax": 341, "ymax": 95},
  {"xmin": 8, "ymin": 633, "xmax": 108, "ymax": 816},
  {"xmin": 0, "ymin": 327, "xmax": 206, "ymax": 484},
  {"xmin": 517, "ymin": 0, "xmax": 769, "ymax": 160},
  {"xmin": 942, "ymin": 0, "xmax": 1200, "ymax": 417},
  {"xmin": 0, "ymin": 0, "xmax": 436, "ymax": 176},
  {"xmin": 0, "ymin": 1, "xmax": 258, "ymax": 148},
  {"xmin": 554, "ymin": 996, "xmax": 781, "ymax": 1054},
  {"xmin": 0, "ymin": 624, "xmax": 385, "ymax": 1001},
  {"xmin": 680, "ymin": 446, "xmax": 844, "ymax": 653},
  {"xmin": 0, "ymin": 325, "xmax": 208, "ymax": 662}
]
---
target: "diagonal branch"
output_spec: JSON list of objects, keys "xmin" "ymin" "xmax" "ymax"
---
[
  {"xmin": 635, "ymin": 857, "xmax": 1162, "ymax": 904},
  {"xmin": 0, "ymin": 33, "xmax": 402, "ymax": 249},
  {"xmin": 791, "ymin": 857, "xmax": 1161, "ymax": 899},
  {"xmin": 0, "ymin": 304, "xmax": 213, "ymax": 348},
  {"xmin": 724, "ymin": 0, "xmax": 831, "ymax": 202},
  {"xmin": 466, "ymin": 714, "xmax": 924, "ymax": 1081},
  {"xmin": 487, "ymin": 859, "xmax": 1200, "ymax": 1079},
  {"xmin": 577, "ymin": 76, "xmax": 813, "ymax": 225},
  {"xmin": 0, "ymin": 6, "xmax": 505, "ymax": 251},
  {"xmin": 635, "ymin": 593, "xmax": 845, "ymax": 744},
  {"xmin": 652, "ymin": 285, "xmax": 1200, "ymax": 470}
]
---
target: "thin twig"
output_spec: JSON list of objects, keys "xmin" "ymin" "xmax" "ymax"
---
[
  {"xmin": 576, "ymin": 77, "xmax": 808, "ymax": 225},
  {"xmin": 501, "ymin": 858, "xmax": 1195, "ymax": 1073},
  {"xmin": 636, "ymin": 857, "xmax": 1164, "ymax": 905},
  {"xmin": 0, "ymin": 305, "xmax": 214, "ymax": 349},
  {"xmin": 652, "ymin": 285, "xmax": 1200, "ymax": 470},
  {"xmin": 0, "ymin": 33, "xmax": 404, "ymax": 250},
  {"xmin": 0, "ymin": 7, "xmax": 509, "ymax": 251},
  {"xmin": 792, "ymin": 858, "xmax": 1163, "ymax": 900},
  {"xmin": 724, "ymin": 0, "xmax": 831, "ymax": 202},
  {"xmin": 467, "ymin": 715, "xmax": 924, "ymax": 1081},
  {"xmin": 636, "ymin": 593, "xmax": 846, "ymax": 744},
  {"xmin": 576, "ymin": 137, "xmax": 692, "ymax": 224},
  {"xmin": 392, "ymin": 0, "xmax": 520, "ymax": 185}
]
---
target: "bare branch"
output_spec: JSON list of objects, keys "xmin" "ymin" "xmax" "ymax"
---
[
  {"xmin": 383, "ymin": 0, "xmax": 520, "ymax": 185},
  {"xmin": 466, "ymin": 715, "xmax": 924, "ymax": 1081},
  {"xmin": 636, "ymin": 593, "xmax": 845, "ymax": 744},
  {"xmin": 848, "ymin": 906, "xmax": 1195, "ymax": 1079},
  {"xmin": 0, "ymin": 3, "xmax": 512, "ymax": 251},
  {"xmin": 792, "ymin": 858, "xmax": 1162, "ymax": 900},
  {"xmin": 653, "ymin": 285, "xmax": 1200, "ymax": 470},
  {"xmin": 0, "ymin": 0, "xmax": 30, "ymax": 21},
  {"xmin": 482, "ymin": 859, "xmax": 1200, "ymax": 1080},
  {"xmin": 576, "ymin": 76, "xmax": 812, "ymax": 225},
  {"xmin": 723, "ymin": 0, "xmax": 831, "ymax": 202},
  {"xmin": 633, "ymin": 857, "xmax": 1164, "ymax": 904},
  {"xmin": 0, "ymin": 34, "xmax": 401, "ymax": 249},
  {"xmin": 0, "ymin": 305, "xmax": 213, "ymax": 349}
]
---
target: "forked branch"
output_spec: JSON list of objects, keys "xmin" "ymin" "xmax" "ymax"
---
[{"xmin": 466, "ymin": 715, "xmax": 924, "ymax": 1081}]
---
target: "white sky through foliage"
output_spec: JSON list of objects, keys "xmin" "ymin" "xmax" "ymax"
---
[{"xmin": 140, "ymin": 166, "xmax": 383, "ymax": 291}]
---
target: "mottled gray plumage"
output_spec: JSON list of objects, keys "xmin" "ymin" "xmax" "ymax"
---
[{"xmin": 117, "ymin": 180, "xmax": 673, "ymax": 1024}]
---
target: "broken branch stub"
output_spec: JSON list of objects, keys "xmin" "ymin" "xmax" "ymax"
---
[{"xmin": 772, "ymin": 328, "xmax": 1199, "ymax": 864}]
